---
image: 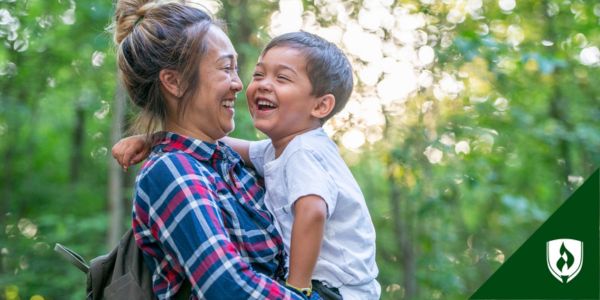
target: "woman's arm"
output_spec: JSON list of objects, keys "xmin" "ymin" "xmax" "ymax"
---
[{"xmin": 136, "ymin": 154, "xmax": 302, "ymax": 299}]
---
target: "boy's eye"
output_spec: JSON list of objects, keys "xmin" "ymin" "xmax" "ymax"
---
[
  {"xmin": 252, "ymin": 72, "xmax": 264, "ymax": 77},
  {"xmin": 277, "ymin": 75, "xmax": 290, "ymax": 81}
]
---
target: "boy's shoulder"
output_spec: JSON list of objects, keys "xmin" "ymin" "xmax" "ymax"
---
[
  {"xmin": 283, "ymin": 128, "xmax": 341, "ymax": 164},
  {"xmin": 289, "ymin": 128, "xmax": 335, "ymax": 152}
]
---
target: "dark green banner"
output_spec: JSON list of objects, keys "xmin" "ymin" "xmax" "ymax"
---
[{"xmin": 471, "ymin": 169, "xmax": 599, "ymax": 299}]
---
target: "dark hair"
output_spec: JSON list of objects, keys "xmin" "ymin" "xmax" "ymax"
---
[
  {"xmin": 113, "ymin": 0, "xmax": 223, "ymax": 135},
  {"xmin": 262, "ymin": 31, "xmax": 354, "ymax": 123}
]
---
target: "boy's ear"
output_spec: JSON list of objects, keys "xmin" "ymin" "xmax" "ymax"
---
[
  {"xmin": 311, "ymin": 94, "xmax": 335, "ymax": 119},
  {"xmin": 159, "ymin": 69, "xmax": 182, "ymax": 98}
]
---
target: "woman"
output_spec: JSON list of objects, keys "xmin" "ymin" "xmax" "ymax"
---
[{"xmin": 113, "ymin": 0, "xmax": 307, "ymax": 298}]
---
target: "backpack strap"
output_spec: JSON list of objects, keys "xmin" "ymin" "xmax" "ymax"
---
[{"xmin": 54, "ymin": 243, "xmax": 90, "ymax": 273}]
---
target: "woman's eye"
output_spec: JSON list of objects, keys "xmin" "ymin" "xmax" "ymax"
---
[{"xmin": 223, "ymin": 65, "xmax": 237, "ymax": 73}]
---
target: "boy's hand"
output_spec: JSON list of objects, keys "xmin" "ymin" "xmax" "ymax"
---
[
  {"xmin": 111, "ymin": 134, "xmax": 151, "ymax": 170},
  {"xmin": 285, "ymin": 282, "xmax": 322, "ymax": 300}
]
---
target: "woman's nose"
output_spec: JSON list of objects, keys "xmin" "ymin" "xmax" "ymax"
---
[{"xmin": 231, "ymin": 74, "xmax": 243, "ymax": 93}]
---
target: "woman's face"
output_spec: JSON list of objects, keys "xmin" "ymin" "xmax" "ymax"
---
[{"xmin": 176, "ymin": 26, "xmax": 242, "ymax": 142}]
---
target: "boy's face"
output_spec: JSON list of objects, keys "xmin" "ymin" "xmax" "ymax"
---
[{"xmin": 246, "ymin": 46, "xmax": 322, "ymax": 141}]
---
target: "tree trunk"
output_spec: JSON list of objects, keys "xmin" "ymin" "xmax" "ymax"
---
[
  {"xmin": 69, "ymin": 102, "xmax": 85, "ymax": 183},
  {"xmin": 237, "ymin": 0, "xmax": 251, "ymax": 68},
  {"xmin": 1, "ymin": 145, "xmax": 15, "ymax": 216},
  {"xmin": 548, "ymin": 83, "xmax": 572, "ymax": 182},
  {"xmin": 222, "ymin": 0, "xmax": 252, "ymax": 68},
  {"xmin": 543, "ymin": 0, "xmax": 572, "ymax": 186},
  {"xmin": 108, "ymin": 84, "xmax": 126, "ymax": 247},
  {"xmin": 2, "ymin": 74, "xmax": 29, "ymax": 215},
  {"xmin": 389, "ymin": 165, "xmax": 417, "ymax": 299}
]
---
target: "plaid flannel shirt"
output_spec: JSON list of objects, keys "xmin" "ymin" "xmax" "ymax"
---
[{"xmin": 132, "ymin": 132, "xmax": 302, "ymax": 300}]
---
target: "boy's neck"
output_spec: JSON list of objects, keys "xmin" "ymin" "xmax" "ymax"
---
[{"xmin": 271, "ymin": 125, "xmax": 321, "ymax": 158}]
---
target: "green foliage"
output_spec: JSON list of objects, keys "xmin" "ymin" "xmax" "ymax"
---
[
  {"xmin": 0, "ymin": 0, "xmax": 115, "ymax": 298},
  {"xmin": 338, "ymin": 1, "xmax": 600, "ymax": 298}
]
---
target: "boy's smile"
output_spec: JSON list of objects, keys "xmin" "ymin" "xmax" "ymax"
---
[
  {"xmin": 254, "ymin": 96, "xmax": 278, "ymax": 114},
  {"xmin": 246, "ymin": 46, "xmax": 322, "ymax": 145}
]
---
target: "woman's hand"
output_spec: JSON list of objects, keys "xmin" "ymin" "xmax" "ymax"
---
[{"xmin": 111, "ymin": 134, "xmax": 151, "ymax": 170}]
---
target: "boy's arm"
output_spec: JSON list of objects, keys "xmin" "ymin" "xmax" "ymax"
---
[
  {"xmin": 111, "ymin": 134, "xmax": 152, "ymax": 170},
  {"xmin": 287, "ymin": 195, "xmax": 328, "ymax": 290},
  {"xmin": 112, "ymin": 135, "xmax": 255, "ymax": 170},
  {"xmin": 220, "ymin": 136, "xmax": 253, "ymax": 167}
]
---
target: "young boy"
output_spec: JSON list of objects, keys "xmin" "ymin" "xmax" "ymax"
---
[{"xmin": 113, "ymin": 31, "xmax": 380, "ymax": 300}]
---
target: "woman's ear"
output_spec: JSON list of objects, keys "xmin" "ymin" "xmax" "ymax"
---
[
  {"xmin": 159, "ymin": 69, "xmax": 182, "ymax": 98},
  {"xmin": 311, "ymin": 94, "xmax": 335, "ymax": 119}
]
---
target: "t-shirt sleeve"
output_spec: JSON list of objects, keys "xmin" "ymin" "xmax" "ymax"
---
[
  {"xmin": 248, "ymin": 139, "xmax": 271, "ymax": 176},
  {"xmin": 284, "ymin": 149, "xmax": 338, "ymax": 218}
]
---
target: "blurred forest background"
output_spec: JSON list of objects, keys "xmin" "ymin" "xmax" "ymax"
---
[{"xmin": 1, "ymin": 0, "xmax": 599, "ymax": 299}]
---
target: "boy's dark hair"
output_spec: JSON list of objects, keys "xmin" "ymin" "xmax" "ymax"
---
[{"xmin": 262, "ymin": 31, "xmax": 353, "ymax": 123}]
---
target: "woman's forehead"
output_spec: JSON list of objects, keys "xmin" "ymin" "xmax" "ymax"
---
[{"xmin": 204, "ymin": 26, "xmax": 237, "ymax": 60}]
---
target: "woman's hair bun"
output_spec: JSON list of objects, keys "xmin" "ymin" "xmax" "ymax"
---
[{"xmin": 113, "ymin": 0, "xmax": 165, "ymax": 44}]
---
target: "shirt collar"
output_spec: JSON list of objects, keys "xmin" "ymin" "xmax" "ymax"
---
[{"xmin": 154, "ymin": 132, "xmax": 241, "ymax": 165}]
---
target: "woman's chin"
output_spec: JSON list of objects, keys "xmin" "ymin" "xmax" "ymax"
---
[{"xmin": 223, "ymin": 123, "xmax": 235, "ymax": 136}]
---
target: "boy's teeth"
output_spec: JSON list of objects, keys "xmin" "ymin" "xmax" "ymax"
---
[{"xmin": 257, "ymin": 100, "xmax": 276, "ymax": 107}]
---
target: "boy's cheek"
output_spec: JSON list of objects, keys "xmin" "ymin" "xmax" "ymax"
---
[{"xmin": 245, "ymin": 86, "xmax": 255, "ymax": 106}]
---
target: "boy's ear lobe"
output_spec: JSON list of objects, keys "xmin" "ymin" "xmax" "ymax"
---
[
  {"xmin": 159, "ymin": 69, "xmax": 182, "ymax": 97},
  {"xmin": 311, "ymin": 94, "xmax": 336, "ymax": 119}
]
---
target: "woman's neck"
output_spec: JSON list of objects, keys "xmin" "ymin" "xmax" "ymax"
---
[{"xmin": 165, "ymin": 121, "xmax": 216, "ymax": 144}]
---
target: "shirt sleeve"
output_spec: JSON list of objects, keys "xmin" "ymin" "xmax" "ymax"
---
[
  {"xmin": 248, "ymin": 139, "xmax": 271, "ymax": 176},
  {"xmin": 284, "ymin": 149, "xmax": 338, "ymax": 218},
  {"xmin": 136, "ymin": 153, "xmax": 302, "ymax": 300}
]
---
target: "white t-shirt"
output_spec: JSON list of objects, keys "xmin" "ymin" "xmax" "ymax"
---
[{"xmin": 249, "ymin": 128, "xmax": 380, "ymax": 299}]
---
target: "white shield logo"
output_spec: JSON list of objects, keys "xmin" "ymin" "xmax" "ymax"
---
[{"xmin": 546, "ymin": 239, "xmax": 583, "ymax": 283}]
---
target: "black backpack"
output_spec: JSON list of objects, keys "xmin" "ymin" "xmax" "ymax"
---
[{"xmin": 55, "ymin": 228, "xmax": 190, "ymax": 300}]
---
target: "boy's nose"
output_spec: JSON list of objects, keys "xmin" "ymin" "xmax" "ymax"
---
[{"xmin": 257, "ymin": 79, "xmax": 273, "ymax": 92}]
